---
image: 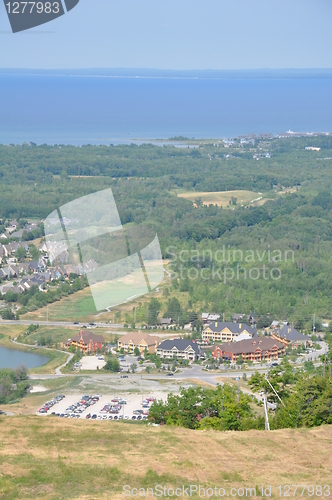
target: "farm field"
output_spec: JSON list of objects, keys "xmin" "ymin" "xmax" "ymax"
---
[
  {"xmin": 0, "ymin": 417, "xmax": 331, "ymax": 499},
  {"xmin": 176, "ymin": 189, "xmax": 263, "ymax": 207}
]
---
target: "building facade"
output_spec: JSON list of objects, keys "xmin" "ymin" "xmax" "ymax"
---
[
  {"xmin": 202, "ymin": 322, "xmax": 257, "ymax": 343},
  {"xmin": 156, "ymin": 339, "xmax": 200, "ymax": 361},
  {"xmin": 272, "ymin": 326, "xmax": 312, "ymax": 349},
  {"xmin": 118, "ymin": 332, "xmax": 160, "ymax": 354},
  {"xmin": 214, "ymin": 337, "xmax": 286, "ymax": 363},
  {"xmin": 67, "ymin": 330, "xmax": 104, "ymax": 354}
]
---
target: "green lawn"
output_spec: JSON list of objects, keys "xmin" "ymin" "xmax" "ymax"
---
[{"xmin": 22, "ymin": 288, "xmax": 98, "ymax": 322}]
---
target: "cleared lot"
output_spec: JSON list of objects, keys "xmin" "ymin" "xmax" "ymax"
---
[{"xmin": 80, "ymin": 355, "xmax": 106, "ymax": 370}]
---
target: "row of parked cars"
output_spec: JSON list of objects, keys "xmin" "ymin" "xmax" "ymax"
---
[
  {"xmin": 38, "ymin": 394, "xmax": 157, "ymax": 421},
  {"xmin": 64, "ymin": 394, "xmax": 101, "ymax": 414},
  {"xmin": 38, "ymin": 395, "xmax": 65, "ymax": 414},
  {"xmin": 85, "ymin": 413, "xmax": 148, "ymax": 421}
]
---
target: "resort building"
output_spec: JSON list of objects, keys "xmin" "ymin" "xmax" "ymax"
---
[
  {"xmin": 67, "ymin": 330, "xmax": 105, "ymax": 353},
  {"xmin": 156, "ymin": 339, "xmax": 201, "ymax": 361},
  {"xmin": 118, "ymin": 332, "xmax": 160, "ymax": 354},
  {"xmin": 202, "ymin": 322, "xmax": 257, "ymax": 343},
  {"xmin": 272, "ymin": 326, "xmax": 312, "ymax": 349},
  {"xmin": 214, "ymin": 337, "xmax": 286, "ymax": 363}
]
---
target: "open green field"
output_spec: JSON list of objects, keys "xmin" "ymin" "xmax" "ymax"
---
[
  {"xmin": 177, "ymin": 189, "xmax": 263, "ymax": 207},
  {"xmin": 0, "ymin": 417, "xmax": 331, "ymax": 499},
  {"xmin": 22, "ymin": 288, "xmax": 98, "ymax": 322}
]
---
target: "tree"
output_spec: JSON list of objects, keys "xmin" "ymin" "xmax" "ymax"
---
[
  {"xmin": 236, "ymin": 355, "xmax": 244, "ymax": 365},
  {"xmin": 104, "ymin": 357, "xmax": 120, "ymax": 372},
  {"xmin": 147, "ymin": 298, "xmax": 160, "ymax": 325},
  {"xmin": 166, "ymin": 297, "xmax": 181, "ymax": 322},
  {"xmin": 134, "ymin": 347, "xmax": 140, "ymax": 356},
  {"xmin": 130, "ymin": 363, "xmax": 138, "ymax": 373},
  {"xmin": 1, "ymin": 309, "xmax": 15, "ymax": 320},
  {"xmin": 15, "ymin": 247, "xmax": 26, "ymax": 261},
  {"xmin": 257, "ymin": 315, "xmax": 271, "ymax": 329},
  {"xmin": 29, "ymin": 244, "xmax": 39, "ymax": 261}
]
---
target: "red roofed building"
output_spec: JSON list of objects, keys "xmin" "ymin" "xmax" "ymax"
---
[
  {"xmin": 67, "ymin": 330, "xmax": 104, "ymax": 354},
  {"xmin": 214, "ymin": 337, "xmax": 286, "ymax": 363}
]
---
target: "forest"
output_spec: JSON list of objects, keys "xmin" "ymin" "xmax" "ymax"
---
[{"xmin": 1, "ymin": 136, "xmax": 332, "ymax": 322}]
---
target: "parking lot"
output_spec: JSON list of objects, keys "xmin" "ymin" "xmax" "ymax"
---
[{"xmin": 37, "ymin": 392, "xmax": 167, "ymax": 421}]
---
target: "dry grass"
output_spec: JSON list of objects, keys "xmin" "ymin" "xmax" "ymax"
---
[{"xmin": 0, "ymin": 418, "xmax": 330, "ymax": 499}]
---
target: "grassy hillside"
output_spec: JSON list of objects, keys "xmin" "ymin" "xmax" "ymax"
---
[{"xmin": 0, "ymin": 417, "xmax": 331, "ymax": 499}]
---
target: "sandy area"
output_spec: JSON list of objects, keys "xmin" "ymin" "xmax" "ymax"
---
[
  {"xmin": 80, "ymin": 355, "xmax": 106, "ymax": 371},
  {"xmin": 30, "ymin": 386, "xmax": 48, "ymax": 393}
]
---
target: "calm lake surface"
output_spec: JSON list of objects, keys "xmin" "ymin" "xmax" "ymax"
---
[
  {"xmin": 1, "ymin": 70, "xmax": 332, "ymax": 144},
  {"xmin": 0, "ymin": 346, "xmax": 49, "ymax": 369}
]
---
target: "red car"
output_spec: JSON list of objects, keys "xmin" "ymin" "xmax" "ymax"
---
[{"xmin": 86, "ymin": 413, "xmax": 91, "ymax": 419}]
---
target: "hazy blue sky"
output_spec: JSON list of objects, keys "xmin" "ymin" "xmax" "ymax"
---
[{"xmin": 1, "ymin": 0, "xmax": 332, "ymax": 69}]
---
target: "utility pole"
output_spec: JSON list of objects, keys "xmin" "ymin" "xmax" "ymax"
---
[
  {"xmin": 134, "ymin": 307, "xmax": 136, "ymax": 325},
  {"xmin": 223, "ymin": 312, "xmax": 225, "ymax": 322},
  {"xmin": 141, "ymin": 375, "xmax": 143, "ymax": 403},
  {"xmin": 46, "ymin": 305, "xmax": 48, "ymax": 324},
  {"xmin": 264, "ymin": 387, "xmax": 270, "ymax": 431},
  {"xmin": 313, "ymin": 314, "xmax": 315, "ymax": 336}
]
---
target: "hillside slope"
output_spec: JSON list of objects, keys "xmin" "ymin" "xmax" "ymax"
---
[{"xmin": 0, "ymin": 417, "xmax": 331, "ymax": 499}]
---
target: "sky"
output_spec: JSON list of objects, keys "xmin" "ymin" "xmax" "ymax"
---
[{"xmin": 1, "ymin": 0, "xmax": 332, "ymax": 70}]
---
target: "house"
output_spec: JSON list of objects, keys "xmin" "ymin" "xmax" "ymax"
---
[
  {"xmin": 159, "ymin": 318, "xmax": 173, "ymax": 326},
  {"xmin": 2, "ymin": 265, "xmax": 18, "ymax": 279},
  {"xmin": 202, "ymin": 322, "xmax": 257, "ymax": 343},
  {"xmin": 66, "ymin": 330, "xmax": 104, "ymax": 353},
  {"xmin": 214, "ymin": 337, "xmax": 286, "ymax": 363},
  {"xmin": 272, "ymin": 326, "xmax": 312, "ymax": 349},
  {"xmin": 156, "ymin": 339, "xmax": 200, "ymax": 361},
  {"xmin": 10, "ymin": 229, "xmax": 24, "ymax": 240},
  {"xmin": 232, "ymin": 313, "xmax": 245, "ymax": 323},
  {"xmin": 271, "ymin": 320, "xmax": 279, "ymax": 328},
  {"xmin": 201, "ymin": 312, "xmax": 220, "ymax": 324},
  {"xmin": 118, "ymin": 332, "xmax": 160, "ymax": 354}
]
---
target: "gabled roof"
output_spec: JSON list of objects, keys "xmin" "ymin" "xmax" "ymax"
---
[
  {"xmin": 157, "ymin": 339, "xmax": 200, "ymax": 354},
  {"xmin": 71, "ymin": 330, "xmax": 104, "ymax": 344},
  {"xmin": 119, "ymin": 332, "xmax": 160, "ymax": 347},
  {"xmin": 275, "ymin": 326, "xmax": 310, "ymax": 342},
  {"xmin": 204, "ymin": 321, "xmax": 256, "ymax": 335},
  {"xmin": 216, "ymin": 337, "xmax": 284, "ymax": 355}
]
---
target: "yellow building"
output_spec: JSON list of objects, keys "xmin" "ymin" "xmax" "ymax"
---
[
  {"xmin": 202, "ymin": 322, "xmax": 257, "ymax": 343},
  {"xmin": 118, "ymin": 332, "xmax": 160, "ymax": 354}
]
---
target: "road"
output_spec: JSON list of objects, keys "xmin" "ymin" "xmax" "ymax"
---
[{"xmin": 0, "ymin": 319, "xmax": 124, "ymax": 329}]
